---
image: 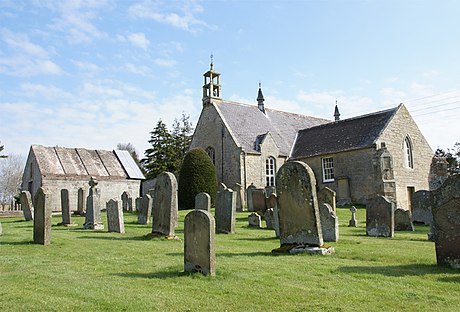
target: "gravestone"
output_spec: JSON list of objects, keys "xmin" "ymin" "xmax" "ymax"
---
[
  {"xmin": 135, "ymin": 197, "xmax": 141, "ymax": 212},
  {"xmin": 265, "ymin": 186, "xmax": 276, "ymax": 197},
  {"xmin": 59, "ymin": 189, "xmax": 72, "ymax": 226},
  {"xmin": 137, "ymin": 194, "xmax": 152, "ymax": 224},
  {"xmin": 252, "ymin": 189, "xmax": 267, "ymax": 215},
  {"xmin": 20, "ymin": 190, "xmax": 34, "ymax": 221},
  {"xmin": 121, "ymin": 191, "xmax": 133, "ymax": 212},
  {"xmin": 394, "ymin": 208, "xmax": 414, "ymax": 231},
  {"xmin": 233, "ymin": 183, "xmax": 244, "ymax": 212},
  {"xmin": 248, "ymin": 212, "xmax": 261, "ymax": 228},
  {"xmin": 195, "ymin": 192, "xmax": 211, "ymax": 211},
  {"xmin": 107, "ymin": 199, "xmax": 125, "ymax": 233},
  {"xmin": 184, "ymin": 209, "xmax": 216, "ymax": 276},
  {"xmin": 319, "ymin": 203, "xmax": 339, "ymax": 242},
  {"xmin": 152, "ymin": 172, "xmax": 178, "ymax": 238},
  {"xmin": 0, "ymin": 220, "xmax": 3, "ymax": 235},
  {"xmin": 274, "ymin": 161, "xmax": 328, "ymax": 254},
  {"xmin": 411, "ymin": 190, "xmax": 432, "ymax": 225},
  {"xmin": 246, "ymin": 183, "xmax": 257, "ymax": 211},
  {"xmin": 215, "ymin": 184, "xmax": 236, "ymax": 234},
  {"xmin": 431, "ymin": 175, "xmax": 460, "ymax": 268},
  {"xmin": 33, "ymin": 188, "xmax": 52, "ymax": 245},
  {"xmin": 318, "ymin": 187, "xmax": 336, "ymax": 213},
  {"xmin": 348, "ymin": 206, "xmax": 358, "ymax": 227},
  {"xmin": 266, "ymin": 193, "xmax": 280, "ymax": 237},
  {"xmin": 264, "ymin": 208, "xmax": 274, "ymax": 229},
  {"xmin": 366, "ymin": 195, "xmax": 394, "ymax": 237},
  {"xmin": 84, "ymin": 177, "xmax": 104, "ymax": 230},
  {"xmin": 76, "ymin": 188, "xmax": 86, "ymax": 216}
]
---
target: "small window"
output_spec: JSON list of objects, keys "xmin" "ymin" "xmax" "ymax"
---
[
  {"xmin": 205, "ymin": 146, "xmax": 215, "ymax": 165},
  {"xmin": 266, "ymin": 157, "xmax": 276, "ymax": 186},
  {"xmin": 322, "ymin": 157, "xmax": 335, "ymax": 182},
  {"xmin": 403, "ymin": 136, "xmax": 414, "ymax": 169}
]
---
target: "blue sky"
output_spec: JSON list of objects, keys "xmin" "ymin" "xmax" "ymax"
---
[{"xmin": 1, "ymin": 0, "xmax": 459, "ymax": 158}]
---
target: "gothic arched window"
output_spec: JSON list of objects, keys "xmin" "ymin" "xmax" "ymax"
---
[
  {"xmin": 266, "ymin": 157, "xmax": 276, "ymax": 186},
  {"xmin": 403, "ymin": 136, "xmax": 414, "ymax": 169}
]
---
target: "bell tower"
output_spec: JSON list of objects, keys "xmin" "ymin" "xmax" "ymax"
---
[{"xmin": 202, "ymin": 54, "xmax": 221, "ymax": 104}]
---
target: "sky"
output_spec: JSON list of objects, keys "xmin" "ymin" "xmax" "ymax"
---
[{"xmin": 1, "ymin": 0, "xmax": 459, "ymax": 160}]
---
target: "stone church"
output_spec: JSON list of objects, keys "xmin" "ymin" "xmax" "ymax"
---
[{"xmin": 190, "ymin": 63, "xmax": 435, "ymax": 210}]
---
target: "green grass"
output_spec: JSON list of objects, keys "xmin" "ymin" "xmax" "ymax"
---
[{"xmin": 1, "ymin": 207, "xmax": 459, "ymax": 311}]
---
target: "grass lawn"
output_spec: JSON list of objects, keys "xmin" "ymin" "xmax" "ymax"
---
[{"xmin": 1, "ymin": 207, "xmax": 459, "ymax": 311}]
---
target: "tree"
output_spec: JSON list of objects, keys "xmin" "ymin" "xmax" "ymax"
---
[
  {"xmin": 116, "ymin": 142, "xmax": 141, "ymax": 165},
  {"xmin": 171, "ymin": 113, "xmax": 194, "ymax": 170},
  {"xmin": 141, "ymin": 120, "xmax": 177, "ymax": 180},
  {"xmin": 0, "ymin": 141, "xmax": 7, "ymax": 158},
  {"xmin": 0, "ymin": 154, "xmax": 25, "ymax": 210},
  {"xmin": 178, "ymin": 148, "xmax": 217, "ymax": 210},
  {"xmin": 435, "ymin": 142, "xmax": 460, "ymax": 176}
]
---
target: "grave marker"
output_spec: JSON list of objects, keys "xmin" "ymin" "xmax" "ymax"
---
[{"xmin": 33, "ymin": 188, "xmax": 52, "ymax": 245}]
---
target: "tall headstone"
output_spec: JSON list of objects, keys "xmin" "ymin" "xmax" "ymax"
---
[
  {"xmin": 317, "ymin": 187, "xmax": 337, "ymax": 213},
  {"xmin": 184, "ymin": 209, "xmax": 216, "ymax": 276},
  {"xmin": 366, "ymin": 195, "xmax": 394, "ymax": 237},
  {"xmin": 264, "ymin": 208, "xmax": 274, "ymax": 229},
  {"xmin": 233, "ymin": 183, "xmax": 244, "ymax": 212},
  {"xmin": 266, "ymin": 193, "xmax": 280, "ymax": 237},
  {"xmin": 135, "ymin": 197, "xmax": 141, "ymax": 212},
  {"xmin": 394, "ymin": 208, "xmax": 415, "ymax": 231},
  {"xmin": 59, "ymin": 189, "xmax": 72, "ymax": 225},
  {"xmin": 275, "ymin": 161, "xmax": 323, "ymax": 247},
  {"xmin": 84, "ymin": 177, "xmax": 104, "ymax": 230},
  {"xmin": 20, "ymin": 190, "xmax": 34, "ymax": 221},
  {"xmin": 107, "ymin": 199, "xmax": 125, "ymax": 233},
  {"xmin": 252, "ymin": 189, "xmax": 267, "ymax": 215},
  {"xmin": 431, "ymin": 175, "xmax": 460, "ymax": 268},
  {"xmin": 33, "ymin": 188, "xmax": 52, "ymax": 245},
  {"xmin": 152, "ymin": 172, "xmax": 178, "ymax": 238},
  {"xmin": 319, "ymin": 203, "xmax": 339, "ymax": 242},
  {"xmin": 246, "ymin": 183, "xmax": 257, "ymax": 212},
  {"xmin": 411, "ymin": 190, "xmax": 433, "ymax": 225},
  {"xmin": 121, "ymin": 191, "xmax": 133, "ymax": 212},
  {"xmin": 76, "ymin": 187, "xmax": 86, "ymax": 216},
  {"xmin": 215, "ymin": 184, "xmax": 236, "ymax": 234},
  {"xmin": 195, "ymin": 192, "xmax": 211, "ymax": 211},
  {"xmin": 348, "ymin": 206, "xmax": 358, "ymax": 227},
  {"xmin": 137, "ymin": 194, "xmax": 152, "ymax": 224},
  {"xmin": 248, "ymin": 212, "xmax": 261, "ymax": 228}
]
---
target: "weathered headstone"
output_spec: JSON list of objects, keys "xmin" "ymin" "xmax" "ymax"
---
[
  {"xmin": 266, "ymin": 193, "xmax": 280, "ymax": 237},
  {"xmin": 394, "ymin": 208, "xmax": 414, "ymax": 231},
  {"xmin": 319, "ymin": 203, "xmax": 339, "ymax": 242},
  {"xmin": 20, "ymin": 190, "xmax": 34, "ymax": 221},
  {"xmin": 265, "ymin": 186, "xmax": 276, "ymax": 197},
  {"xmin": 264, "ymin": 208, "xmax": 274, "ymax": 229},
  {"xmin": 152, "ymin": 172, "xmax": 178, "ymax": 238},
  {"xmin": 195, "ymin": 192, "xmax": 211, "ymax": 211},
  {"xmin": 33, "ymin": 188, "xmax": 52, "ymax": 245},
  {"xmin": 215, "ymin": 183, "xmax": 236, "ymax": 234},
  {"xmin": 59, "ymin": 189, "xmax": 72, "ymax": 226},
  {"xmin": 234, "ymin": 183, "xmax": 244, "ymax": 212},
  {"xmin": 431, "ymin": 175, "xmax": 460, "ymax": 268},
  {"xmin": 246, "ymin": 183, "xmax": 257, "ymax": 212},
  {"xmin": 348, "ymin": 206, "xmax": 358, "ymax": 227},
  {"xmin": 248, "ymin": 212, "xmax": 261, "ymax": 227},
  {"xmin": 135, "ymin": 197, "xmax": 141, "ymax": 212},
  {"xmin": 107, "ymin": 199, "xmax": 125, "ymax": 233},
  {"xmin": 274, "ymin": 161, "xmax": 328, "ymax": 254},
  {"xmin": 366, "ymin": 195, "xmax": 394, "ymax": 237},
  {"xmin": 84, "ymin": 177, "xmax": 104, "ymax": 230},
  {"xmin": 318, "ymin": 187, "xmax": 336, "ymax": 213},
  {"xmin": 252, "ymin": 189, "xmax": 267, "ymax": 215},
  {"xmin": 137, "ymin": 194, "xmax": 152, "ymax": 224},
  {"xmin": 411, "ymin": 190, "xmax": 432, "ymax": 225},
  {"xmin": 121, "ymin": 191, "xmax": 133, "ymax": 212},
  {"xmin": 76, "ymin": 187, "xmax": 86, "ymax": 216},
  {"xmin": 184, "ymin": 209, "xmax": 216, "ymax": 276}
]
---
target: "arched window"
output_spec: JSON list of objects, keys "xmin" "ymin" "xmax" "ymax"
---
[
  {"xmin": 205, "ymin": 146, "xmax": 215, "ymax": 165},
  {"xmin": 266, "ymin": 157, "xmax": 276, "ymax": 186},
  {"xmin": 403, "ymin": 136, "xmax": 414, "ymax": 169}
]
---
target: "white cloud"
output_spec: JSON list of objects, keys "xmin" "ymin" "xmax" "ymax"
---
[
  {"xmin": 0, "ymin": 28, "xmax": 49, "ymax": 58},
  {"xmin": 127, "ymin": 32, "xmax": 150, "ymax": 50},
  {"xmin": 124, "ymin": 63, "xmax": 152, "ymax": 76},
  {"xmin": 154, "ymin": 58, "xmax": 177, "ymax": 67},
  {"xmin": 21, "ymin": 83, "xmax": 73, "ymax": 99},
  {"xmin": 81, "ymin": 82, "xmax": 124, "ymax": 98}
]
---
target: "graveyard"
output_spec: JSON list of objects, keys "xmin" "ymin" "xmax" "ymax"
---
[{"xmin": 1, "ymin": 207, "xmax": 459, "ymax": 311}]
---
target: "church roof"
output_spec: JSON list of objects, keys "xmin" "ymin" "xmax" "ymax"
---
[
  {"xmin": 30, "ymin": 145, "xmax": 144, "ymax": 180},
  {"xmin": 215, "ymin": 101, "xmax": 329, "ymax": 156},
  {"xmin": 290, "ymin": 106, "xmax": 399, "ymax": 159}
]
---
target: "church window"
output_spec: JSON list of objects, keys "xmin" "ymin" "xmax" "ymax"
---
[
  {"xmin": 266, "ymin": 157, "xmax": 276, "ymax": 186},
  {"xmin": 206, "ymin": 146, "xmax": 215, "ymax": 165},
  {"xmin": 403, "ymin": 136, "xmax": 414, "ymax": 169},
  {"xmin": 322, "ymin": 157, "xmax": 335, "ymax": 182}
]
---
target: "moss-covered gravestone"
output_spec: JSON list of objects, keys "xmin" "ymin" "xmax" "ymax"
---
[
  {"xmin": 20, "ymin": 190, "xmax": 34, "ymax": 221},
  {"xmin": 215, "ymin": 184, "xmax": 236, "ymax": 234},
  {"xmin": 33, "ymin": 188, "xmax": 52, "ymax": 245},
  {"xmin": 152, "ymin": 172, "xmax": 178, "ymax": 239},
  {"xmin": 107, "ymin": 199, "xmax": 125, "ymax": 233},
  {"xmin": 366, "ymin": 195, "xmax": 394, "ymax": 237}
]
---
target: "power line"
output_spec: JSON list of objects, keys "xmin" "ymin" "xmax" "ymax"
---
[{"xmin": 412, "ymin": 106, "xmax": 460, "ymax": 117}]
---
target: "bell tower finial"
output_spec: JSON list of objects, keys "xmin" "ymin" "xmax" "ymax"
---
[
  {"xmin": 334, "ymin": 99, "xmax": 341, "ymax": 121},
  {"xmin": 210, "ymin": 53, "xmax": 214, "ymax": 70},
  {"xmin": 257, "ymin": 82, "xmax": 265, "ymax": 114},
  {"xmin": 202, "ymin": 55, "xmax": 221, "ymax": 104}
]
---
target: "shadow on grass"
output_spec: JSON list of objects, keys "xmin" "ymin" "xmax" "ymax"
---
[
  {"xmin": 236, "ymin": 236, "xmax": 278, "ymax": 241},
  {"xmin": 337, "ymin": 263, "xmax": 459, "ymax": 277},
  {"xmin": 0, "ymin": 240, "xmax": 34, "ymax": 245},
  {"xmin": 217, "ymin": 251, "xmax": 287, "ymax": 257},
  {"xmin": 113, "ymin": 270, "xmax": 187, "ymax": 279},
  {"xmin": 76, "ymin": 235, "xmax": 158, "ymax": 241}
]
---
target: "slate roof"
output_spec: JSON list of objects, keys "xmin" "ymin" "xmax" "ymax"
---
[
  {"xmin": 290, "ymin": 106, "xmax": 398, "ymax": 159},
  {"xmin": 31, "ymin": 145, "xmax": 144, "ymax": 179},
  {"xmin": 215, "ymin": 101, "xmax": 330, "ymax": 156}
]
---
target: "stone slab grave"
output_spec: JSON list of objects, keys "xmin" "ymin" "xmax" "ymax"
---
[
  {"xmin": 137, "ymin": 194, "xmax": 152, "ymax": 225},
  {"xmin": 248, "ymin": 212, "xmax": 261, "ymax": 228},
  {"xmin": 246, "ymin": 183, "xmax": 257, "ymax": 212},
  {"xmin": 84, "ymin": 177, "xmax": 104, "ymax": 230},
  {"xmin": 411, "ymin": 190, "xmax": 432, "ymax": 225},
  {"xmin": 252, "ymin": 189, "xmax": 268, "ymax": 215},
  {"xmin": 58, "ymin": 189, "xmax": 77, "ymax": 227},
  {"xmin": 272, "ymin": 161, "xmax": 333, "ymax": 255},
  {"xmin": 319, "ymin": 203, "xmax": 339, "ymax": 242},
  {"xmin": 184, "ymin": 209, "xmax": 216, "ymax": 276},
  {"xmin": 215, "ymin": 183, "xmax": 236, "ymax": 234},
  {"xmin": 74, "ymin": 187, "xmax": 86, "ymax": 216},
  {"xmin": 195, "ymin": 192, "xmax": 211, "ymax": 211},
  {"xmin": 366, "ymin": 195, "xmax": 394, "ymax": 237},
  {"xmin": 318, "ymin": 187, "xmax": 336, "ymax": 213},
  {"xmin": 20, "ymin": 190, "xmax": 34, "ymax": 221},
  {"xmin": 431, "ymin": 175, "xmax": 460, "ymax": 269},
  {"xmin": 152, "ymin": 172, "xmax": 179, "ymax": 239},
  {"xmin": 394, "ymin": 208, "xmax": 414, "ymax": 231},
  {"xmin": 121, "ymin": 191, "xmax": 133, "ymax": 212},
  {"xmin": 33, "ymin": 188, "xmax": 52, "ymax": 245},
  {"xmin": 348, "ymin": 206, "xmax": 358, "ymax": 227},
  {"xmin": 265, "ymin": 193, "xmax": 280, "ymax": 237},
  {"xmin": 107, "ymin": 199, "xmax": 125, "ymax": 233}
]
